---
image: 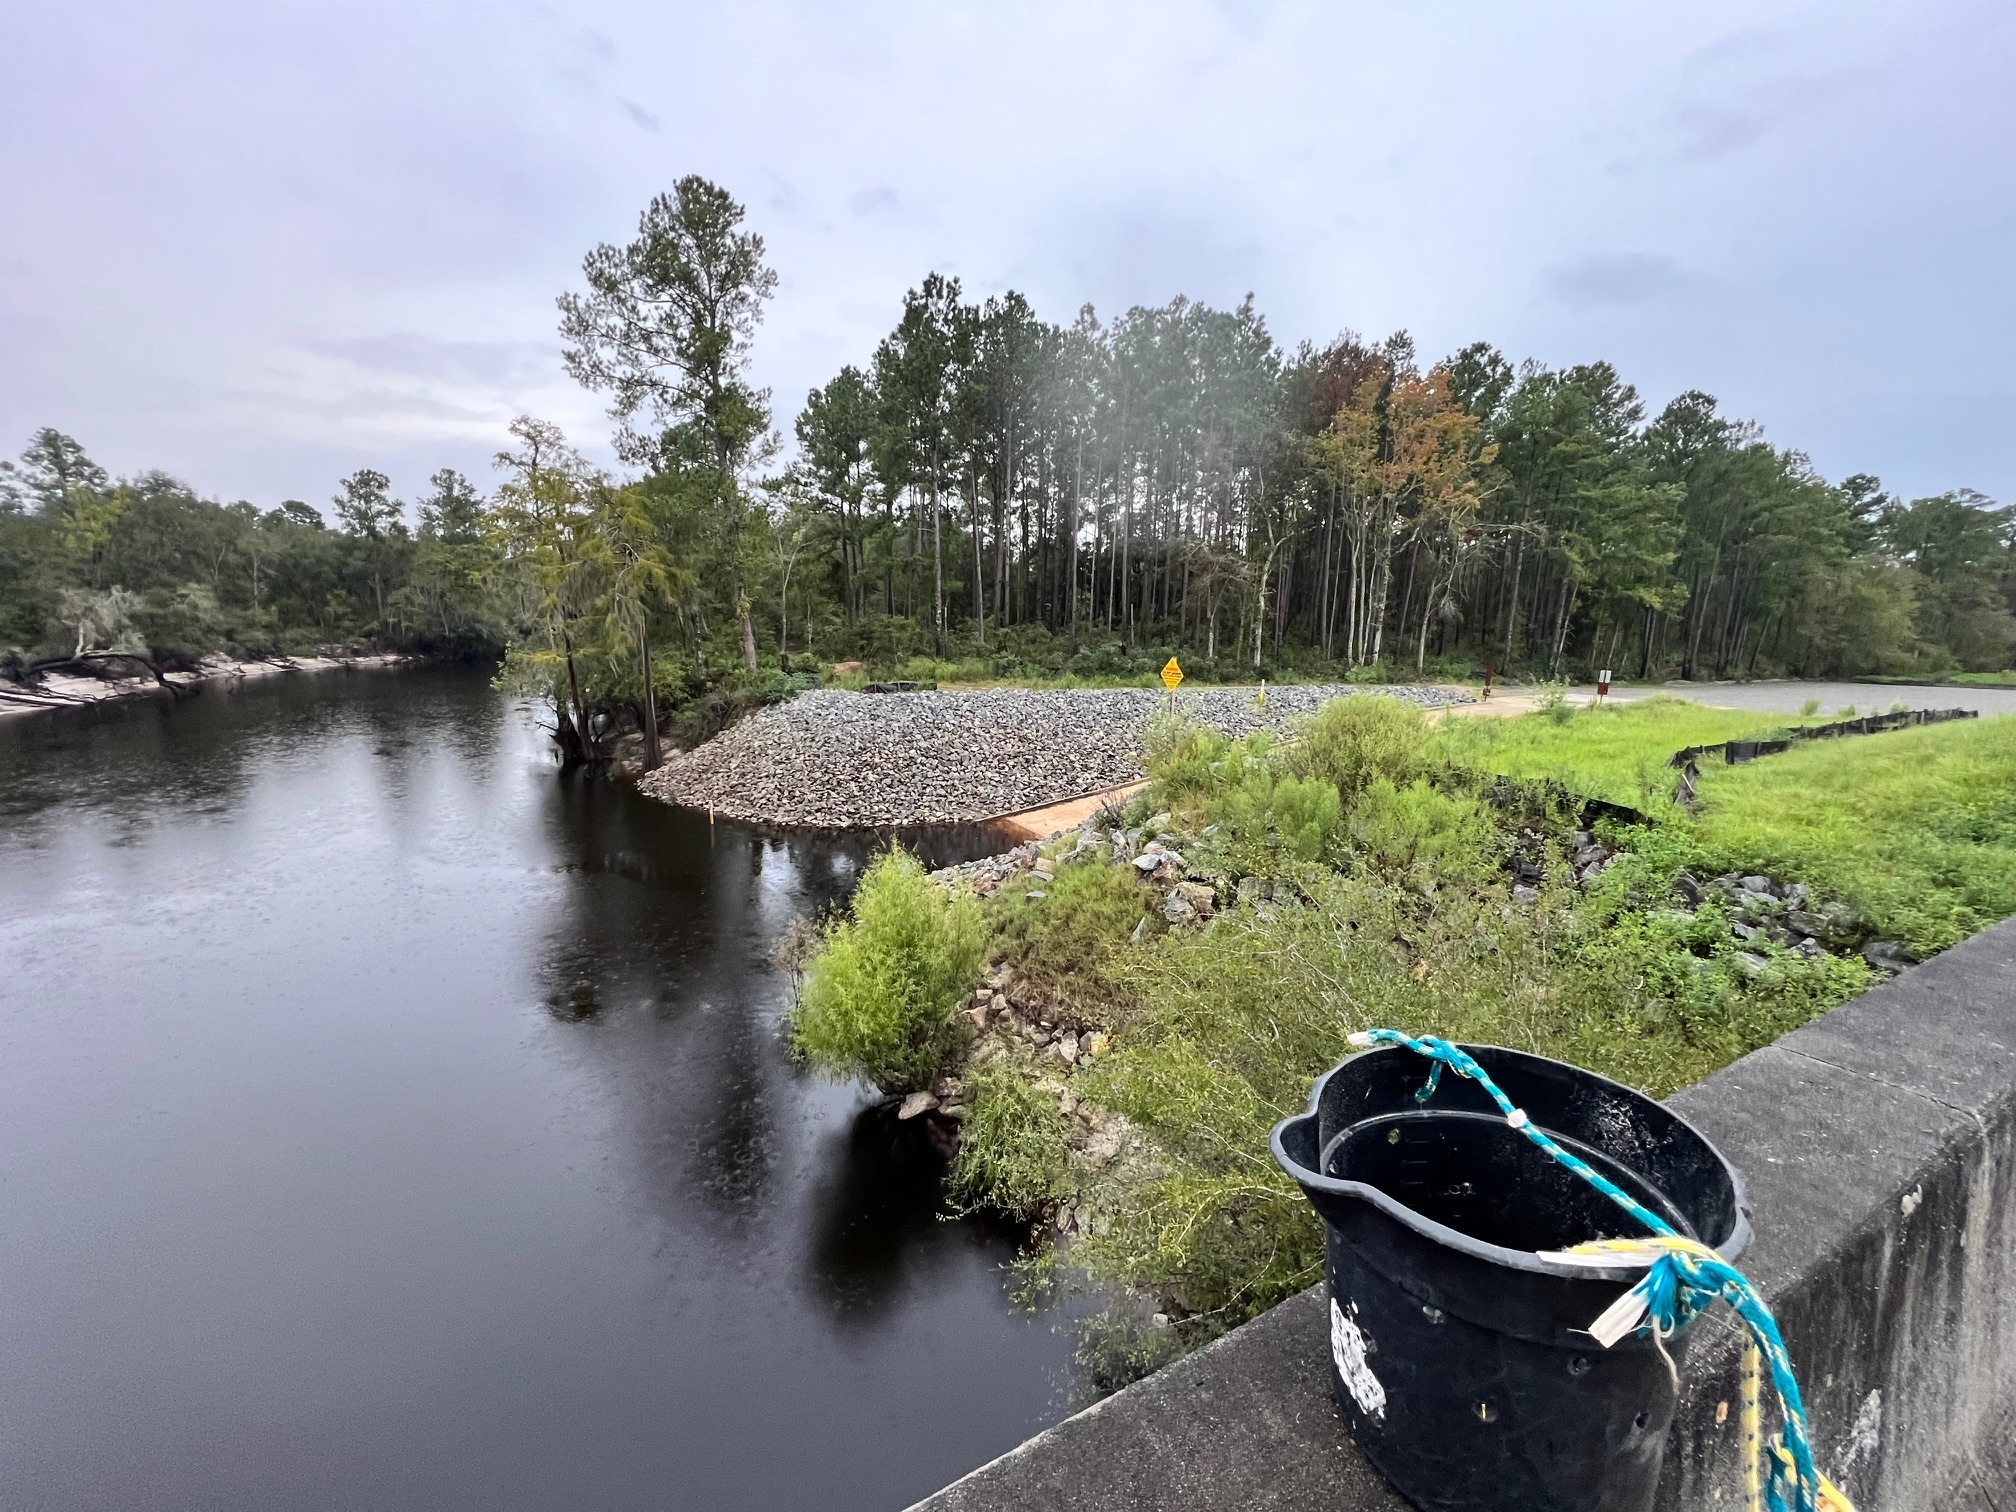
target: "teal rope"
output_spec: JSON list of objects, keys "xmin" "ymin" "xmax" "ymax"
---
[
  {"xmin": 1348, "ymin": 1029, "xmax": 1825, "ymax": 1512},
  {"xmin": 1369, "ymin": 1030, "xmax": 1678, "ymax": 1242}
]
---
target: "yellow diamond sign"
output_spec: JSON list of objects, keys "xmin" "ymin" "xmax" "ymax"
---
[{"xmin": 1161, "ymin": 657, "xmax": 1184, "ymax": 691}]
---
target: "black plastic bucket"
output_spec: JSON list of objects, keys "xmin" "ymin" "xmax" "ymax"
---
[{"xmin": 1271, "ymin": 1044, "xmax": 1749, "ymax": 1512}]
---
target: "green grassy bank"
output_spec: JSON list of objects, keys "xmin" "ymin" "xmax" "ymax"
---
[{"xmin": 788, "ymin": 695, "xmax": 2016, "ymax": 1390}]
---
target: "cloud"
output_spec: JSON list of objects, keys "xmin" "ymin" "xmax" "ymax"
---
[
  {"xmin": 1541, "ymin": 253, "xmax": 1690, "ymax": 309},
  {"xmin": 1036, "ymin": 195, "xmax": 1271, "ymax": 317},
  {"xmin": 1, "ymin": 0, "xmax": 2010, "ymax": 505},
  {"xmin": 292, "ymin": 334, "xmax": 560, "ymax": 391},
  {"xmin": 1670, "ymin": 102, "xmax": 1776, "ymax": 161},
  {"xmin": 617, "ymin": 98, "xmax": 660, "ymax": 134}
]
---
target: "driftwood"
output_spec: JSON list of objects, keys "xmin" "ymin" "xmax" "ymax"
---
[
  {"xmin": 22, "ymin": 651, "xmax": 194, "ymax": 699},
  {"xmin": 0, "ymin": 683, "xmax": 83, "ymax": 707}
]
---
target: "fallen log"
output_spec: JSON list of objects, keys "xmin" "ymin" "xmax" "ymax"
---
[{"xmin": 25, "ymin": 651, "xmax": 193, "ymax": 698}]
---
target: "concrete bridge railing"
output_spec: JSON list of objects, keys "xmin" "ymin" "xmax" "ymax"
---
[{"xmin": 909, "ymin": 915, "xmax": 2016, "ymax": 1512}]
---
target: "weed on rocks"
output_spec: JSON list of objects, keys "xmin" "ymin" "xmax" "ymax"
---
[{"xmin": 787, "ymin": 693, "xmax": 2016, "ymax": 1397}]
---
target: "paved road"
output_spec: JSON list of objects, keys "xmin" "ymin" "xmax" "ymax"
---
[{"xmin": 1596, "ymin": 679, "xmax": 2016, "ymax": 717}]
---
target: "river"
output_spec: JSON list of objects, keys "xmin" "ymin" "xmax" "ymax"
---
[{"xmin": 0, "ymin": 667, "xmax": 1075, "ymax": 1510}]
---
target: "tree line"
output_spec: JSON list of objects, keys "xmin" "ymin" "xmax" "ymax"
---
[
  {"xmin": 0, "ymin": 431, "xmax": 506, "ymax": 669},
  {"xmin": 777, "ymin": 258, "xmax": 2014, "ymax": 686},
  {"xmin": 552, "ymin": 176, "xmax": 2014, "ymax": 703},
  {"xmin": 5, "ymin": 173, "xmax": 2011, "ymax": 759}
]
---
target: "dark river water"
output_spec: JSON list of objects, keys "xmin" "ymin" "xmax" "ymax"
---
[{"xmin": 0, "ymin": 667, "xmax": 1076, "ymax": 1511}]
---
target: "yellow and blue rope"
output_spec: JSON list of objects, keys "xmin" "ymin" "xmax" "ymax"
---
[{"xmin": 1346, "ymin": 1029, "xmax": 1854, "ymax": 1512}]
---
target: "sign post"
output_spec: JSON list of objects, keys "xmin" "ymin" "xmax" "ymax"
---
[
  {"xmin": 1161, "ymin": 656, "xmax": 1183, "ymax": 716},
  {"xmin": 1597, "ymin": 668, "xmax": 1612, "ymax": 704}
]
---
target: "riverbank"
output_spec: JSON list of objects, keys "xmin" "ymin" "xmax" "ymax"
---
[
  {"xmin": 786, "ymin": 693, "xmax": 2016, "ymax": 1399},
  {"xmin": 638, "ymin": 685, "xmax": 1475, "ymax": 828},
  {"xmin": 0, "ymin": 650, "xmax": 416, "ymax": 716},
  {"xmin": 906, "ymin": 910, "xmax": 2016, "ymax": 1512}
]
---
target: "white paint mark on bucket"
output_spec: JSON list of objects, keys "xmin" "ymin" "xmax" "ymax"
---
[{"xmin": 1331, "ymin": 1297, "xmax": 1387, "ymax": 1419}]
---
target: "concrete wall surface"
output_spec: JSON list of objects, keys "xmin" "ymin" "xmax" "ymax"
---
[{"xmin": 908, "ymin": 915, "xmax": 2016, "ymax": 1512}]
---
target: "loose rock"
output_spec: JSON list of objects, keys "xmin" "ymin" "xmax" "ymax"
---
[{"xmin": 640, "ymin": 685, "xmax": 1472, "ymax": 828}]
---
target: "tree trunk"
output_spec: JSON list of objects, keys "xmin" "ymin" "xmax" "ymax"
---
[
  {"xmin": 553, "ymin": 703, "xmax": 589, "ymax": 766},
  {"xmin": 639, "ymin": 619, "xmax": 662, "ymax": 772},
  {"xmin": 778, "ymin": 553, "xmax": 795, "ymax": 657},
  {"xmin": 738, "ymin": 595, "xmax": 759, "ymax": 673},
  {"xmin": 969, "ymin": 473, "xmax": 987, "ymax": 643},
  {"xmin": 558, "ymin": 626, "xmax": 595, "ymax": 766},
  {"xmin": 1418, "ymin": 573, "xmax": 1437, "ymax": 676},
  {"xmin": 1368, "ymin": 516, "xmax": 1393, "ymax": 667},
  {"xmin": 1548, "ymin": 574, "xmax": 1575, "ymax": 676},
  {"xmin": 931, "ymin": 472, "xmax": 944, "ymax": 653},
  {"xmin": 1120, "ymin": 467, "xmax": 1133, "ymax": 641},
  {"xmin": 1068, "ymin": 439, "xmax": 1084, "ymax": 632}
]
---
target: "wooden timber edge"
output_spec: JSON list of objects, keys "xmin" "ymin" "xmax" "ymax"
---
[{"xmin": 990, "ymin": 781, "xmax": 1148, "ymax": 844}]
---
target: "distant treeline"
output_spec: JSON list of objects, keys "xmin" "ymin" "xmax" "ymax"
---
[
  {"xmin": 778, "ymin": 264, "xmax": 2014, "ymax": 684},
  {"xmin": 0, "ymin": 436, "xmax": 508, "ymax": 671},
  {"xmin": 4, "ymin": 175, "xmax": 2012, "ymax": 754}
]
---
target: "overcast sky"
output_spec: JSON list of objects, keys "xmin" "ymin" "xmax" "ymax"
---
[{"xmin": 4, "ymin": 1, "xmax": 2011, "ymax": 512}]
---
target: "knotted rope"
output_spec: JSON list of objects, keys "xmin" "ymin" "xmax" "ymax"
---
[{"xmin": 1345, "ymin": 1029, "xmax": 1854, "ymax": 1512}]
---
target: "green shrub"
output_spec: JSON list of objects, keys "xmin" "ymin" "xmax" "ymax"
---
[
  {"xmin": 989, "ymin": 860, "xmax": 1149, "ymax": 1014},
  {"xmin": 1216, "ymin": 764, "xmax": 1342, "ymax": 863},
  {"xmin": 1074, "ymin": 861, "xmax": 1869, "ymax": 1328},
  {"xmin": 1288, "ymin": 693, "xmax": 1432, "ymax": 806},
  {"xmin": 1347, "ymin": 776, "xmax": 1501, "ymax": 889},
  {"xmin": 949, "ymin": 1058, "xmax": 1074, "ymax": 1219},
  {"xmin": 791, "ymin": 848, "xmax": 985, "ymax": 1093},
  {"xmin": 1142, "ymin": 714, "xmax": 1237, "ymax": 815},
  {"xmin": 1266, "ymin": 774, "xmax": 1345, "ymax": 862},
  {"xmin": 1533, "ymin": 681, "xmax": 1576, "ymax": 724},
  {"xmin": 1143, "ymin": 720, "xmax": 1347, "ymax": 868}
]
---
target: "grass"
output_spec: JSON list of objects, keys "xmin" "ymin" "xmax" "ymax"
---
[
  {"xmin": 1440, "ymin": 696, "xmax": 2016, "ymax": 953},
  {"xmin": 949, "ymin": 1058, "xmax": 1076, "ymax": 1220},
  {"xmin": 797, "ymin": 690, "xmax": 2016, "ymax": 1387},
  {"xmin": 1430, "ymin": 696, "xmax": 1812, "ymax": 810},
  {"xmin": 1688, "ymin": 715, "xmax": 2016, "ymax": 954},
  {"xmin": 987, "ymin": 859, "xmax": 1152, "ymax": 1018}
]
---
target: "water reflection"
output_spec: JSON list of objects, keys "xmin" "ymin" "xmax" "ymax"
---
[
  {"xmin": 802, "ymin": 1104, "xmax": 1018, "ymax": 1325},
  {"xmin": 0, "ymin": 668, "xmax": 1073, "ymax": 1512}
]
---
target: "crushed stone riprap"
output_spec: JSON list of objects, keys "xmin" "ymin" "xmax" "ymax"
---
[{"xmin": 638, "ymin": 684, "xmax": 1474, "ymax": 828}]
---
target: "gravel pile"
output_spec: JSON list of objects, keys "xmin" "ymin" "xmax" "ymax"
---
[{"xmin": 639, "ymin": 684, "xmax": 1472, "ymax": 828}]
